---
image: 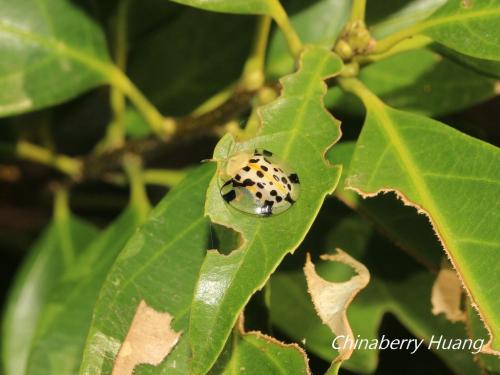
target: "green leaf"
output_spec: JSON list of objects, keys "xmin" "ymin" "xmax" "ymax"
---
[
  {"xmin": 433, "ymin": 44, "xmax": 500, "ymax": 79},
  {"xmin": 342, "ymin": 78, "xmax": 500, "ymax": 355},
  {"xmin": 26, "ymin": 205, "xmax": 145, "ymax": 375},
  {"xmin": 1, "ymin": 215, "xmax": 98, "ymax": 375},
  {"xmin": 326, "ymin": 49, "xmax": 496, "ymax": 117},
  {"xmin": 189, "ymin": 46, "xmax": 343, "ymax": 374},
  {"xmin": 168, "ymin": 0, "xmax": 271, "ymax": 14},
  {"xmin": 269, "ymin": 213, "xmax": 482, "ymax": 374},
  {"xmin": 330, "ymin": 141, "xmax": 446, "ymax": 270},
  {"xmin": 369, "ymin": 0, "xmax": 446, "ymax": 38},
  {"xmin": 388, "ymin": 0, "xmax": 500, "ymax": 60},
  {"xmin": 210, "ymin": 330, "xmax": 310, "ymax": 374},
  {"xmin": 0, "ymin": 0, "xmax": 112, "ymax": 117},
  {"xmin": 266, "ymin": 0, "xmax": 351, "ymax": 77},
  {"xmin": 79, "ymin": 165, "xmax": 214, "ymax": 374},
  {"xmin": 467, "ymin": 305, "xmax": 500, "ymax": 373}
]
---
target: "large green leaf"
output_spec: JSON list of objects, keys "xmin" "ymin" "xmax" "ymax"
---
[
  {"xmin": 210, "ymin": 330, "xmax": 310, "ymax": 374},
  {"xmin": 467, "ymin": 305, "xmax": 500, "ymax": 373},
  {"xmin": 266, "ymin": 0, "xmax": 351, "ymax": 77},
  {"xmin": 329, "ymin": 141, "xmax": 444, "ymax": 270},
  {"xmin": 342, "ymin": 79, "xmax": 500, "ymax": 355},
  {"xmin": 269, "ymin": 213, "xmax": 482, "ymax": 374},
  {"xmin": 79, "ymin": 165, "xmax": 214, "ymax": 375},
  {"xmin": 391, "ymin": 0, "xmax": 500, "ymax": 60},
  {"xmin": 168, "ymin": 0, "xmax": 271, "ymax": 14},
  {"xmin": 1, "ymin": 214, "xmax": 98, "ymax": 375},
  {"xmin": 26, "ymin": 204, "xmax": 147, "ymax": 375},
  {"xmin": 326, "ymin": 49, "xmax": 496, "ymax": 117},
  {"xmin": 189, "ymin": 46, "xmax": 343, "ymax": 374},
  {"xmin": 369, "ymin": 0, "xmax": 446, "ymax": 38},
  {"xmin": 433, "ymin": 44, "xmax": 500, "ymax": 79},
  {"xmin": 0, "ymin": 0, "xmax": 112, "ymax": 117}
]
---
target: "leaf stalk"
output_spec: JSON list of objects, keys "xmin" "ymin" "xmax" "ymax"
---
[
  {"xmin": 268, "ymin": 0, "xmax": 303, "ymax": 58},
  {"xmin": 350, "ymin": 0, "xmax": 366, "ymax": 21},
  {"xmin": 15, "ymin": 140, "xmax": 82, "ymax": 179},
  {"xmin": 242, "ymin": 15, "xmax": 272, "ymax": 90}
]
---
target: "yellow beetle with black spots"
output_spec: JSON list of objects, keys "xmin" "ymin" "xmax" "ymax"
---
[{"xmin": 219, "ymin": 149, "xmax": 300, "ymax": 216}]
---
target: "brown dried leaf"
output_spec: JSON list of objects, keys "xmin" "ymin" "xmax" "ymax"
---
[
  {"xmin": 431, "ymin": 260, "xmax": 466, "ymax": 322},
  {"xmin": 112, "ymin": 300, "xmax": 181, "ymax": 375},
  {"xmin": 304, "ymin": 249, "xmax": 370, "ymax": 363}
]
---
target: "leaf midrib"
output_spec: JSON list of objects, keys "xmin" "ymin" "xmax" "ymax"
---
[
  {"xmin": 0, "ymin": 20, "xmax": 112, "ymax": 78},
  {"xmin": 424, "ymin": 5, "xmax": 500, "ymax": 30},
  {"xmin": 280, "ymin": 52, "xmax": 332, "ymax": 160},
  {"xmin": 411, "ymin": 4, "xmax": 500, "ymax": 36}
]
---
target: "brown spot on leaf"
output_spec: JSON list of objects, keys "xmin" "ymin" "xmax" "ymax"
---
[
  {"xmin": 112, "ymin": 300, "xmax": 181, "ymax": 375},
  {"xmin": 431, "ymin": 260, "xmax": 466, "ymax": 322}
]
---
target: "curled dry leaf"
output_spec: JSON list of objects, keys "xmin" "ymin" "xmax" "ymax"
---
[
  {"xmin": 304, "ymin": 250, "xmax": 370, "ymax": 364},
  {"xmin": 431, "ymin": 259, "xmax": 466, "ymax": 322},
  {"xmin": 112, "ymin": 300, "xmax": 181, "ymax": 375}
]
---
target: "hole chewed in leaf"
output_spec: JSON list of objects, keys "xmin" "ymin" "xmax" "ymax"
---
[
  {"xmin": 112, "ymin": 300, "xmax": 181, "ymax": 375},
  {"xmin": 304, "ymin": 250, "xmax": 370, "ymax": 367},
  {"xmin": 431, "ymin": 259, "xmax": 466, "ymax": 322}
]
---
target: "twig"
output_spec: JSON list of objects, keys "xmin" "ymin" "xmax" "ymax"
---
[
  {"xmin": 15, "ymin": 141, "xmax": 82, "ymax": 179},
  {"xmin": 103, "ymin": 0, "xmax": 132, "ymax": 149}
]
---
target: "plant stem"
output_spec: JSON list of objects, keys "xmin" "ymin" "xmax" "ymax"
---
[
  {"xmin": 109, "ymin": 67, "xmax": 175, "ymax": 139},
  {"xmin": 242, "ymin": 15, "xmax": 272, "ymax": 90},
  {"xmin": 105, "ymin": 0, "xmax": 131, "ymax": 149},
  {"xmin": 325, "ymin": 361, "xmax": 342, "ymax": 375},
  {"xmin": 191, "ymin": 84, "xmax": 236, "ymax": 116},
  {"xmin": 123, "ymin": 155, "xmax": 151, "ymax": 220},
  {"xmin": 373, "ymin": 24, "xmax": 423, "ymax": 54},
  {"xmin": 143, "ymin": 169, "xmax": 186, "ymax": 187},
  {"xmin": 338, "ymin": 77, "xmax": 376, "ymax": 105},
  {"xmin": 105, "ymin": 168, "xmax": 186, "ymax": 188},
  {"xmin": 15, "ymin": 140, "xmax": 82, "ymax": 179},
  {"xmin": 268, "ymin": 0, "xmax": 302, "ymax": 58},
  {"xmin": 355, "ymin": 34, "xmax": 433, "ymax": 65},
  {"xmin": 350, "ymin": 0, "xmax": 366, "ymax": 21},
  {"xmin": 54, "ymin": 186, "xmax": 70, "ymax": 221},
  {"xmin": 53, "ymin": 186, "xmax": 76, "ymax": 268}
]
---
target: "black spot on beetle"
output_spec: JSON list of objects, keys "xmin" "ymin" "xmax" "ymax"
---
[
  {"xmin": 261, "ymin": 165, "xmax": 268, "ymax": 172},
  {"xmin": 281, "ymin": 177, "xmax": 287, "ymax": 184},
  {"xmin": 273, "ymin": 175, "xmax": 280, "ymax": 182},
  {"xmin": 289, "ymin": 173, "xmax": 300, "ymax": 184},
  {"xmin": 263, "ymin": 150, "xmax": 273, "ymax": 156},
  {"xmin": 257, "ymin": 182, "xmax": 264, "ymax": 189},
  {"xmin": 243, "ymin": 166, "xmax": 251, "ymax": 172},
  {"xmin": 249, "ymin": 158, "xmax": 259, "ymax": 163},
  {"xmin": 273, "ymin": 168, "xmax": 278, "ymax": 172},
  {"xmin": 243, "ymin": 178, "xmax": 255, "ymax": 186},
  {"xmin": 264, "ymin": 158, "xmax": 272, "ymax": 164},
  {"xmin": 234, "ymin": 179, "xmax": 255, "ymax": 187},
  {"xmin": 222, "ymin": 190, "xmax": 236, "ymax": 203},
  {"xmin": 235, "ymin": 174, "xmax": 241, "ymax": 181},
  {"xmin": 285, "ymin": 193, "xmax": 295, "ymax": 204},
  {"xmin": 256, "ymin": 191, "xmax": 262, "ymax": 199},
  {"xmin": 287, "ymin": 184, "xmax": 292, "ymax": 190},
  {"xmin": 270, "ymin": 190, "xmax": 277, "ymax": 196},
  {"xmin": 276, "ymin": 196, "xmax": 283, "ymax": 203},
  {"xmin": 256, "ymin": 171, "xmax": 264, "ymax": 178}
]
